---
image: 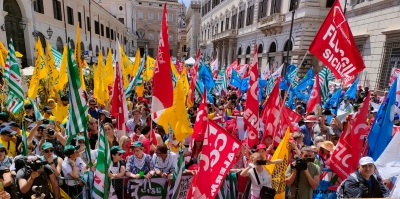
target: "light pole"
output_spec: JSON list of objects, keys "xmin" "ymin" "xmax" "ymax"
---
[{"xmin": 283, "ymin": 0, "xmax": 297, "ymax": 76}]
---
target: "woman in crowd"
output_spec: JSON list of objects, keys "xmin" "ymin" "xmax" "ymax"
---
[
  {"xmin": 108, "ymin": 146, "xmax": 126, "ymax": 199},
  {"xmin": 126, "ymin": 141, "xmax": 155, "ymax": 196},
  {"xmin": 0, "ymin": 144, "xmax": 12, "ymax": 169},
  {"xmin": 156, "ymin": 125, "xmax": 168, "ymax": 142},
  {"xmin": 231, "ymin": 145, "xmax": 248, "ymax": 172},
  {"xmin": 317, "ymin": 141, "xmax": 335, "ymax": 169},
  {"xmin": 262, "ymin": 135, "xmax": 275, "ymax": 155},
  {"xmin": 40, "ymin": 142, "xmax": 63, "ymax": 178},
  {"xmin": 104, "ymin": 123, "xmax": 119, "ymax": 148},
  {"xmin": 152, "ymin": 144, "xmax": 177, "ymax": 178},
  {"xmin": 119, "ymin": 136, "xmax": 132, "ymax": 160},
  {"xmin": 240, "ymin": 152, "xmax": 281, "ymax": 199},
  {"xmin": 191, "ymin": 134, "xmax": 203, "ymax": 164},
  {"xmin": 131, "ymin": 124, "xmax": 142, "ymax": 142}
]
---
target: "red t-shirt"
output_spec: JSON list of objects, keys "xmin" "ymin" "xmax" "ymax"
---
[{"xmin": 141, "ymin": 138, "xmax": 151, "ymax": 154}]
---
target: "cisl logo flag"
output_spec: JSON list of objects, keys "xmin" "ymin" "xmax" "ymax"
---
[{"xmin": 309, "ymin": 0, "xmax": 365, "ymax": 78}]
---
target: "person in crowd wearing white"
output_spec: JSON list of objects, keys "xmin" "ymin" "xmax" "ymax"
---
[
  {"xmin": 339, "ymin": 95, "xmax": 353, "ymax": 113},
  {"xmin": 108, "ymin": 146, "xmax": 126, "ymax": 199},
  {"xmin": 61, "ymin": 145, "xmax": 86, "ymax": 198},
  {"xmin": 40, "ymin": 142, "xmax": 62, "ymax": 177},
  {"xmin": 126, "ymin": 109, "xmax": 145, "ymax": 137},
  {"xmin": 152, "ymin": 144, "xmax": 177, "ymax": 178}
]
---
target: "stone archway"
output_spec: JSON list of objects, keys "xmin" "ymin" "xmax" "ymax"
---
[{"xmin": 3, "ymin": 0, "xmax": 27, "ymax": 67}]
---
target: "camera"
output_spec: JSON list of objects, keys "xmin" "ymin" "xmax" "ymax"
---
[
  {"xmin": 47, "ymin": 129, "xmax": 55, "ymax": 135},
  {"xmin": 291, "ymin": 156, "xmax": 315, "ymax": 171},
  {"xmin": 0, "ymin": 168, "xmax": 10, "ymax": 176},
  {"xmin": 26, "ymin": 159, "xmax": 47, "ymax": 171},
  {"xmin": 41, "ymin": 119, "xmax": 49, "ymax": 125}
]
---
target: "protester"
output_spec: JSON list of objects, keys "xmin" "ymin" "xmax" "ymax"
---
[
  {"xmin": 109, "ymin": 146, "xmax": 126, "ymax": 199},
  {"xmin": 341, "ymin": 156, "xmax": 389, "ymax": 198},
  {"xmin": 316, "ymin": 141, "xmax": 334, "ymax": 169},
  {"xmin": 152, "ymin": 144, "xmax": 177, "ymax": 177},
  {"xmin": 61, "ymin": 145, "xmax": 86, "ymax": 198},
  {"xmin": 126, "ymin": 109, "xmax": 145, "ymax": 137},
  {"xmin": 40, "ymin": 142, "xmax": 63, "ymax": 177},
  {"xmin": 300, "ymin": 116, "xmax": 317, "ymax": 146},
  {"xmin": 104, "ymin": 123, "xmax": 119, "ymax": 148}
]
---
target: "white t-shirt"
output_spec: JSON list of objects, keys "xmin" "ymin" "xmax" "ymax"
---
[
  {"xmin": 62, "ymin": 157, "xmax": 86, "ymax": 186},
  {"xmin": 249, "ymin": 167, "xmax": 272, "ymax": 198},
  {"xmin": 151, "ymin": 152, "xmax": 177, "ymax": 173},
  {"xmin": 90, "ymin": 149, "xmax": 98, "ymax": 163}
]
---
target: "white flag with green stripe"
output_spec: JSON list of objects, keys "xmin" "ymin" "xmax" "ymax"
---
[
  {"xmin": 3, "ymin": 53, "xmax": 10, "ymax": 82},
  {"xmin": 168, "ymin": 148, "xmax": 185, "ymax": 199},
  {"xmin": 21, "ymin": 122, "xmax": 28, "ymax": 156},
  {"xmin": 65, "ymin": 43, "xmax": 88, "ymax": 144},
  {"xmin": 92, "ymin": 123, "xmax": 112, "ymax": 199},
  {"xmin": 124, "ymin": 53, "xmax": 146, "ymax": 97},
  {"xmin": 51, "ymin": 46, "xmax": 63, "ymax": 68},
  {"xmin": 29, "ymin": 99, "xmax": 43, "ymax": 121},
  {"xmin": 318, "ymin": 67, "xmax": 335, "ymax": 103},
  {"xmin": 212, "ymin": 66, "xmax": 228, "ymax": 95},
  {"xmin": 7, "ymin": 40, "xmax": 24, "ymax": 114}
]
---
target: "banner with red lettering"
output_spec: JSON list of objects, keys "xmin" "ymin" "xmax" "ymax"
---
[
  {"xmin": 306, "ymin": 74, "xmax": 321, "ymax": 114},
  {"xmin": 342, "ymin": 75, "xmax": 357, "ymax": 87},
  {"xmin": 309, "ymin": 0, "xmax": 365, "ymax": 79},
  {"xmin": 261, "ymin": 77, "xmax": 282, "ymax": 145},
  {"xmin": 190, "ymin": 120, "xmax": 241, "ymax": 199},
  {"xmin": 329, "ymin": 92, "xmax": 370, "ymax": 180},
  {"xmin": 243, "ymin": 44, "xmax": 260, "ymax": 149}
]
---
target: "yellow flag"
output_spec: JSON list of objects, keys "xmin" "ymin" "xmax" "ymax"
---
[
  {"xmin": 120, "ymin": 46, "xmax": 133, "ymax": 88},
  {"xmin": 28, "ymin": 38, "xmax": 47, "ymax": 99},
  {"xmin": 0, "ymin": 50, "xmax": 5, "ymax": 72},
  {"xmin": 46, "ymin": 41, "xmax": 60, "ymax": 97},
  {"xmin": 0, "ymin": 41, "xmax": 8, "ymax": 62},
  {"xmin": 54, "ymin": 45, "xmax": 68, "ymax": 91},
  {"xmin": 174, "ymin": 76, "xmax": 193, "ymax": 141},
  {"xmin": 180, "ymin": 67, "xmax": 190, "ymax": 97},
  {"xmin": 74, "ymin": 22, "xmax": 86, "ymax": 90},
  {"xmin": 93, "ymin": 63, "xmax": 100, "ymax": 100},
  {"xmin": 144, "ymin": 56, "xmax": 156, "ymax": 81},
  {"xmin": 171, "ymin": 61, "xmax": 180, "ymax": 79},
  {"xmin": 266, "ymin": 128, "xmax": 290, "ymax": 199},
  {"xmin": 135, "ymin": 84, "xmax": 144, "ymax": 97},
  {"xmin": 132, "ymin": 48, "xmax": 141, "ymax": 77},
  {"xmin": 104, "ymin": 49, "xmax": 114, "ymax": 87},
  {"xmin": 94, "ymin": 52, "xmax": 110, "ymax": 106}
]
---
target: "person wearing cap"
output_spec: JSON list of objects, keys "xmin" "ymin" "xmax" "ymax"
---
[
  {"xmin": 0, "ymin": 127, "xmax": 17, "ymax": 157},
  {"xmin": 40, "ymin": 142, "xmax": 62, "ymax": 177},
  {"xmin": 126, "ymin": 141, "xmax": 155, "ymax": 194},
  {"xmin": 99, "ymin": 110, "xmax": 113, "ymax": 124},
  {"xmin": 108, "ymin": 146, "xmax": 126, "ymax": 199},
  {"xmin": 152, "ymin": 144, "xmax": 177, "ymax": 178},
  {"xmin": 339, "ymin": 95, "xmax": 353, "ymax": 113},
  {"xmin": 300, "ymin": 115, "xmax": 318, "ymax": 146},
  {"xmin": 61, "ymin": 145, "xmax": 86, "ymax": 198},
  {"xmin": 76, "ymin": 136, "xmax": 90, "ymax": 165},
  {"xmin": 0, "ymin": 112, "xmax": 8, "ymax": 125},
  {"xmin": 126, "ymin": 109, "xmax": 145, "ymax": 137},
  {"xmin": 316, "ymin": 141, "xmax": 334, "ymax": 170},
  {"xmin": 285, "ymin": 146, "xmax": 321, "ymax": 199},
  {"xmin": 341, "ymin": 156, "xmax": 389, "ymax": 198},
  {"xmin": 42, "ymin": 106, "xmax": 56, "ymax": 122},
  {"xmin": 39, "ymin": 123, "xmax": 66, "ymax": 159},
  {"xmin": 190, "ymin": 134, "xmax": 204, "ymax": 164},
  {"xmin": 87, "ymin": 98, "xmax": 99, "ymax": 119},
  {"xmin": 0, "ymin": 143, "xmax": 12, "ymax": 170},
  {"xmin": 51, "ymin": 90, "xmax": 70, "ymax": 122},
  {"xmin": 24, "ymin": 104, "xmax": 34, "ymax": 119},
  {"xmin": 256, "ymin": 144, "xmax": 268, "ymax": 158}
]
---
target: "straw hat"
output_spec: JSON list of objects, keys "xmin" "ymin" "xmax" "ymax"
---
[{"xmin": 319, "ymin": 141, "xmax": 335, "ymax": 152}]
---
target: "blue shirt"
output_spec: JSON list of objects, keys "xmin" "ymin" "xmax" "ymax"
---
[
  {"xmin": 300, "ymin": 125, "xmax": 313, "ymax": 146},
  {"xmin": 88, "ymin": 108, "xmax": 99, "ymax": 119}
]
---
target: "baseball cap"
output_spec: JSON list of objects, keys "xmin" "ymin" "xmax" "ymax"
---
[
  {"xmin": 24, "ymin": 104, "xmax": 33, "ymax": 111},
  {"xmin": 41, "ymin": 142, "xmax": 54, "ymax": 150},
  {"xmin": 110, "ymin": 146, "xmax": 125, "ymax": 154},
  {"xmin": 0, "ymin": 112, "xmax": 8, "ymax": 121},
  {"xmin": 0, "ymin": 127, "xmax": 16, "ymax": 135},
  {"xmin": 43, "ymin": 106, "xmax": 52, "ymax": 113},
  {"xmin": 77, "ymin": 136, "xmax": 85, "ymax": 141},
  {"xmin": 256, "ymin": 144, "xmax": 267, "ymax": 150},
  {"xmin": 9, "ymin": 121, "xmax": 19, "ymax": 128},
  {"xmin": 64, "ymin": 145, "xmax": 80, "ymax": 156},
  {"xmin": 130, "ymin": 141, "xmax": 144, "ymax": 148},
  {"xmin": 359, "ymin": 156, "xmax": 375, "ymax": 166}
]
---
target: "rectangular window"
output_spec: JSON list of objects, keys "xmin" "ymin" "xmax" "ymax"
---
[
  {"xmin": 148, "ymin": 12, "xmax": 154, "ymax": 20},
  {"xmin": 78, "ymin": 12, "xmax": 82, "ymax": 28},
  {"xmin": 138, "ymin": 11, "xmax": 143, "ymax": 19},
  {"xmin": 52, "ymin": 0, "xmax": 62, "ymax": 21},
  {"xmin": 87, "ymin": 17, "xmax": 91, "ymax": 31},
  {"xmin": 270, "ymin": 0, "xmax": 281, "ymax": 14},
  {"xmin": 101, "ymin": 24, "xmax": 104, "ymax": 36},
  {"xmin": 221, "ymin": 21, "xmax": 224, "ymax": 32},
  {"xmin": 118, "ymin": 18, "xmax": 124, "ymax": 24},
  {"xmin": 67, "ymin": 6, "xmax": 74, "ymax": 25},
  {"xmin": 246, "ymin": 6, "xmax": 253, "ymax": 26},
  {"xmin": 106, "ymin": 27, "xmax": 110, "ymax": 38},
  {"xmin": 225, "ymin": 18, "xmax": 229, "ymax": 30},
  {"xmin": 377, "ymin": 40, "xmax": 400, "ymax": 90},
  {"xmin": 168, "ymin": 13, "xmax": 173, "ymax": 22},
  {"xmin": 238, "ymin": 11, "xmax": 244, "ymax": 29},
  {"xmin": 258, "ymin": 0, "xmax": 268, "ymax": 21},
  {"xmin": 34, "ymin": 0, "xmax": 44, "ymax": 14},
  {"xmin": 158, "ymin": 13, "xmax": 162, "ymax": 21},
  {"xmin": 231, "ymin": 14, "xmax": 237, "ymax": 29},
  {"xmin": 94, "ymin": 21, "xmax": 99, "ymax": 34},
  {"xmin": 111, "ymin": 29, "xmax": 114, "ymax": 40}
]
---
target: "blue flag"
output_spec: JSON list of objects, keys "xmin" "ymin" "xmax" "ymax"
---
[
  {"xmin": 367, "ymin": 78, "xmax": 397, "ymax": 160},
  {"xmin": 198, "ymin": 81, "xmax": 215, "ymax": 103},
  {"xmin": 324, "ymin": 88, "xmax": 342, "ymax": 115},
  {"xmin": 344, "ymin": 77, "xmax": 359, "ymax": 99},
  {"xmin": 198, "ymin": 64, "xmax": 215, "ymax": 90},
  {"xmin": 259, "ymin": 79, "xmax": 267, "ymax": 102},
  {"xmin": 230, "ymin": 68, "xmax": 242, "ymax": 88},
  {"xmin": 279, "ymin": 64, "xmax": 297, "ymax": 90},
  {"xmin": 296, "ymin": 68, "xmax": 314, "ymax": 91},
  {"xmin": 240, "ymin": 77, "xmax": 250, "ymax": 92}
]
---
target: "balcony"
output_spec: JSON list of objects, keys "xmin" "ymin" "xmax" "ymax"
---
[
  {"xmin": 214, "ymin": 29, "xmax": 238, "ymax": 41},
  {"xmin": 258, "ymin": 13, "xmax": 285, "ymax": 35}
]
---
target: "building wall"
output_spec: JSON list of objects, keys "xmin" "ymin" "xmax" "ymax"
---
[
  {"xmin": 177, "ymin": 3, "xmax": 187, "ymax": 60},
  {"xmin": 340, "ymin": 0, "xmax": 400, "ymax": 91},
  {"xmin": 186, "ymin": 0, "xmax": 201, "ymax": 58},
  {"xmin": 135, "ymin": 0, "xmax": 181, "ymax": 58},
  {"xmin": 0, "ymin": 0, "xmax": 128, "ymax": 67}
]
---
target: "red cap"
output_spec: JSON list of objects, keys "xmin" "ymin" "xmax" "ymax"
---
[{"xmin": 256, "ymin": 144, "xmax": 267, "ymax": 150}]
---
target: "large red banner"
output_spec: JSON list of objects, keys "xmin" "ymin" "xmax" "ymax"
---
[
  {"xmin": 261, "ymin": 77, "xmax": 282, "ymax": 146},
  {"xmin": 306, "ymin": 74, "xmax": 321, "ymax": 114},
  {"xmin": 329, "ymin": 92, "xmax": 370, "ymax": 180},
  {"xmin": 309, "ymin": 0, "xmax": 365, "ymax": 79},
  {"xmin": 190, "ymin": 120, "xmax": 242, "ymax": 199}
]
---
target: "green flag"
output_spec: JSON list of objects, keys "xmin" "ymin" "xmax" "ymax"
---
[
  {"xmin": 29, "ymin": 99, "xmax": 43, "ymax": 121},
  {"xmin": 170, "ymin": 148, "xmax": 185, "ymax": 199},
  {"xmin": 319, "ymin": 67, "xmax": 335, "ymax": 103},
  {"xmin": 21, "ymin": 121, "xmax": 28, "ymax": 156},
  {"xmin": 7, "ymin": 39, "xmax": 24, "ymax": 114},
  {"xmin": 92, "ymin": 123, "xmax": 111, "ymax": 199}
]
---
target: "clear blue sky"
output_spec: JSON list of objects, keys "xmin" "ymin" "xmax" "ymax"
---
[{"xmin": 182, "ymin": 0, "xmax": 191, "ymax": 7}]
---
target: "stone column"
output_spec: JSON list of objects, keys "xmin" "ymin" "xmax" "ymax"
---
[{"xmin": 227, "ymin": 41, "xmax": 233, "ymax": 65}]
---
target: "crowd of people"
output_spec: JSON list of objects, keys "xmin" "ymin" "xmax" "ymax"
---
[{"xmin": 0, "ymin": 77, "xmax": 394, "ymax": 199}]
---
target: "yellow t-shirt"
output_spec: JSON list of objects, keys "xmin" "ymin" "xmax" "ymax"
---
[
  {"xmin": 0, "ymin": 139, "xmax": 16, "ymax": 157},
  {"xmin": 43, "ymin": 115, "xmax": 57, "ymax": 121},
  {"xmin": 165, "ymin": 140, "xmax": 185, "ymax": 153},
  {"xmin": 53, "ymin": 103, "xmax": 69, "ymax": 122}
]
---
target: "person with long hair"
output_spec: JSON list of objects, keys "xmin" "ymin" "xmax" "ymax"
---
[
  {"xmin": 231, "ymin": 145, "xmax": 248, "ymax": 172},
  {"xmin": 104, "ymin": 123, "xmax": 119, "ymax": 148},
  {"xmin": 152, "ymin": 144, "xmax": 177, "ymax": 178},
  {"xmin": 191, "ymin": 134, "xmax": 203, "ymax": 164},
  {"xmin": 131, "ymin": 124, "xmax": 142, "ymax": 142}
]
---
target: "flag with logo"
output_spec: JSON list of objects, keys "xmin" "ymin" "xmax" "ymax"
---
[
  {"xmin": 7, "ymin": 40, "xmax": 24, "ymax": 114},
  {"xmin": 198, "ymin": 63, "xmax": 215, "ymax": 90},
  {"xmin": 144, "ymin": 55, "xmax": 155, "ymax": 81},
  {"xmin": 111, "ymin": 40, "xmax": 129, "ymax": 138},
  {"xmin": 306, "ymin": 74, "xmax": 322, "ymax": 114},
  {"xmin": 46, "ymin": 41, "xmax": 60, "ymax": 97},
  {"xmin": 151, "ymin": 3, "xmax": 174, "ymax": 123},
  {"xmin": 190, "ymin": 87, "xmax": 207, "ymax": 148},
  {"xmin": 51, "ymin": 46, "xmax": 63, "ymax": 68},
  {"xmin": 173, "ymin": 76, "xmax": 193, "ymax": 141},
  {"xmin": 262, "ymin": 62, "xmax": 271, "ymax": 80},
  {"xmin": 296, "ymin": 68, "xmax": 314, "ymax": 91},
  {"xmin": 92, "ymin": 123, "xmax": 112, "ymax": 199},
  {"xmin": 104, "ymin": 49, "xmax": 114, "ymax": 87},
  {"xmin": 28, "ymin": 37, "xmax": 47, "ymax": 99},
  {"xmin": 74, "ymin": 22, "xmax": 86, "ymax": 90},
  {"xmin": 54, "ymin": 45, "xmax": 68, "ymax": 91},
  {"xmin": 125, "ymin": 52, "xmax": 146, "ymax": 98},
  {"xmin": 319, "ymin": 67, "xmax": 335, "ymax": 102},
  {"xmin": 309, "ymin": 0, "xmax": 365, "ymax": 78}
]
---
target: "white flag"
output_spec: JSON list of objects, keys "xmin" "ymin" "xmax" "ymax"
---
[
  {"xmin": 211, "ymin": 58, "xmax": 219, "ymax": 73},
  {"xmin": 271, "ymin": 64, "xmax": 284, "ymax": 79},
  {"xmin": 375, "ymin": 130, "xmax": 400, "ymax": 180},
  {"xmin": 262, "ymin": 62, "xmax": 270, "ymax": 80}
]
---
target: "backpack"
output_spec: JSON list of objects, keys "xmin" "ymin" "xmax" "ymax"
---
[{"xmin": 337, "ymin": 172, "xmax": 378, "ymax": 199}]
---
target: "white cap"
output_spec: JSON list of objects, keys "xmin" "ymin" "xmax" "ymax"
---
[{"xmin": 359, "ymin": 156, "xmax": 375, "ymax": 166}]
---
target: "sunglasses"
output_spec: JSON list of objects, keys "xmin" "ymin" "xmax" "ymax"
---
[
  {"xmin": 0, "ymin": 150, "xmax": 6, "ymax": 153},
  {"xmin": 44, "ymin": 149, "xmax": 54, "ymax": 153}
]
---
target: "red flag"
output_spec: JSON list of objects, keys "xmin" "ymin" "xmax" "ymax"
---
[
  {"xmin": 309, "ymin": 0, "xmax": 365, "ymax": 78},
  {"xmin": 261, "ymin": 77, "xmax": 282, "ymax": 144},
  {"xmin": 342, "ymin": 75, "xmax": 356, "ymax": 87},
  {"xmin": 190, "ymin": 87, "xmax": 208, "ymax": 148},
  {"xmin": 329, "ymin": 92, "xmax": 370, "ymax": 180},
  {"xmin": 193, "ymin": 120, "xmax": 242, "ymax": 198},
  {"xmin": 175, "ymin": 60, "xmax": 183, "ymax": 74},
  {"xmin": 111, "ymin": 40, "xmax": 129, "ymax": 138},
  {"xmin": 186, "ymin": 171, "xmax": 198, "ymax": 199},
  {"xmin": 306, "ymin": 74, "xmax": 321, "ymax": 114},
  {"xmin": 149, "ymin": 117, "xmax": 158, "ymax": 146},
  {"xmin": 188, "ymin": 49, "xmax": 201, "ymax": 106},
  {"xmin": 226, "ymin": 59, "xmax": 238, "ymax": 78},
  {"xmin": 242, "ymin": 44, "xmax": 260, "ymax": 149},
  {"xmin": 151, "ymin": 3, "xmax": 173, "ymax": 122}
]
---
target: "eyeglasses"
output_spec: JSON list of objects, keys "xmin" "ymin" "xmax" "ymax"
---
[
  {"xmin": 44, "ymin": 149, "xmax": 54, "ymax": 153},
  {"xmin": 0, "ymin": 150, "xmax": 6, "ymax": 153}
]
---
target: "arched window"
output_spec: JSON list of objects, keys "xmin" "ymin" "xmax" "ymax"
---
[
  {"xmin": 246, "ymin": 46, "xmax": 251, "ymax": 54},
  {"xmin": 284, "ymin": 40, "xmax": 293, "ymax": 51},
  {"xmin": 269, "ymin": 42, "xmax": 276, "ymax": 52},
  {"xmin": 258, "ymin": 44, "xmax": 263, "ymax": 53},
  {"xmin": 88, "ymin": 44, "xmax": 93, "ymax": 51},
  {"xmin": 237, "ymin": 47, "xmax": 242, "ymax": 55},
  {"xmin": 56, "ymin": 37, "xmax": 63, "ymax": 53},
  {"xmin": 69, "ymin": 39, "xmax": 75, "ymax": 50}
]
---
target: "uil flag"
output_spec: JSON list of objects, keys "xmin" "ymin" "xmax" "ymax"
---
[
  {"xmin": 243, "ymin": 44, "xmax": 260, "ymax": 149},
  {"xmin": 306, "ymin": 74, "xmax": 321, "ymax": 114},
  {"xmin": 151, "ymin": 3, "xmax": 174, "ymax": 122},
  {"xmin": 309, "ymin": 0, "xmax": 365, "ymax": 78},
  {"xmin": 111, "ymin": 39, "xmax": 129, "ymax": 138}
]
